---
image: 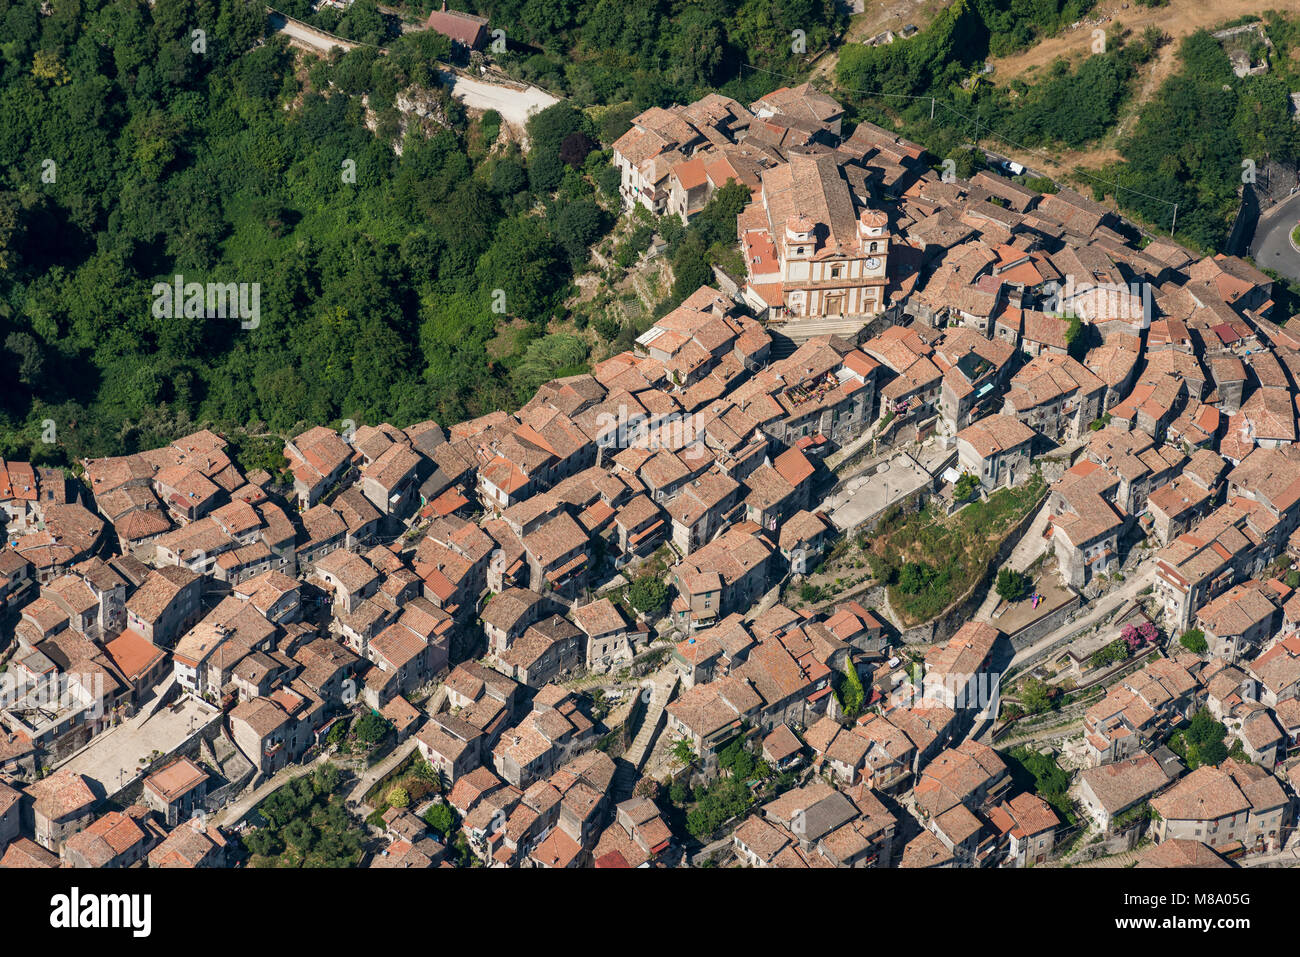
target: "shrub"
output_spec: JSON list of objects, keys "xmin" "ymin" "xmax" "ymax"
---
[
  {"xmin": 628, "ymin": 575, "xmax": 668, "ymax": 615},
  {"xmin": 1089, "ymin": 638, "xmax": 1129, "ymax": 669},
  {"xmin": 898, "ymin": 561, "xmax": 936, "ymax": 594},
  {"xmin": 838, "ymin": 662, "xmax": 866, "ymax": 718},
  {"xmin": 1019, "ymin": 678, "xmax": 1052, "ymax": 715},
  {"xmin": 424, "ymin": 802, "xmax": 454, "ymax": 836},
  {"xmin": 1121, "ymin": 621, "xmax": 1158, "ymax": 652},
  {"xmin": 995, "ymin": 568, "xmax": 1030, "ymax": 603},
  {"xmin": 799, "ymin": 581, "xmax": 829, "ymax": 603}
]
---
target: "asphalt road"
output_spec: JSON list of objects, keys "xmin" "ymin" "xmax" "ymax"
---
[
  {"xmin": 979, "ymin": 149, "xmax": 1045, "ymax": 181},
  {"xmin": 1248, "ymin": 191, "xmax": 1300, "ymax": 284}
]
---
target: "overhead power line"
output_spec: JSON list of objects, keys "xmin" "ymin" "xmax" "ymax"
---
[{"xmin": 739, "ymin": 61, "xmax": 1181, "ymax": 222}]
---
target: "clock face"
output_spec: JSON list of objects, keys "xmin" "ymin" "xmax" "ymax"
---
[{"xmin": 865, "ymin": 257, "xmax": 880, "ymax": 270}]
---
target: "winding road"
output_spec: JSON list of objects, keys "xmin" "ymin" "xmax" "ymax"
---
[
  {"xmin": 266, "ymin": 11, "xmax": 559, "ymax": 134},
  {"xmin": 1248, "ymin": 191, "xmax": 1300, "ymax": 285}
]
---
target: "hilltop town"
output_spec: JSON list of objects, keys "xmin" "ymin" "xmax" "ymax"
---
[{"xmin": 2, "ymin": 78, "xmax": 1299, "ymax": 872}]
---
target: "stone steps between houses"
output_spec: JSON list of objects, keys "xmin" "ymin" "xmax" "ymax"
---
[{"xmin": 611, "ymin": 672, "xmax": 680, "ymax": 798}]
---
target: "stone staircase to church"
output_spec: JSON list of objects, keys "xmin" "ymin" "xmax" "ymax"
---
[{"xmin": 768, "ymin": 317, "xmax": 873, "ymax": 359}]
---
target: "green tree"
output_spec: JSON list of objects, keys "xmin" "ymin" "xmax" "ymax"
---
[
  {"xmin": 899, "ymin": 561, "xmax": 935, "ymax": 594},
  {"xmin": 995, "ymin": 568, "xmax": 1030, "ymax": 603},
  {"xmin": 0, "ymin": 191, "xmax": 28, "ymax": 271},
  {"xmin": 1179, "ymin": 628, "xmax": 1208, "ymax": 655},
  {"xmin": 551, "ymin": 198, "xmax": 608, "ymax": 264},
  {"xmin": 670, "ymin": 234, "xmax": 713, "ymax": 300},
  {"xmin": 242, "ymin": 827, "xmax": 284, "ymax": 857},
  {"xmin": 490, "ymin": 157, "xmax": 528, "ymax": 196},
  {"xmin": 311, "ymin": 763, "xmax": 341, "ymax": 795},
  {"xmin": 1064, "ymin": 316, "xmax": 1087, "ymax": 360},
  {"xmin": 424, "ymin": 802, "xmax": 455, "ymax": 836},
  {"xmin": 352, "ymin": 710, "xmax": 391, "ymax": 746},
  {"xmin": 599, "ymin": 103, "xmax": 638, "ymax": 143},
  {"xmin": 628, "ymin": 575, "xmax": 668, "ymax": 616},
  {"xmin": 510, "ymin": 333, "xmax": 588, "ymax": 403},
  {"xmin": 1019, "ymin": 677, "xmax": 1052, "ymax": 715},
  {"xmin": 526, "ymin": 102, "xmax": 587, "ymax": 159},
  {"xmin": 838, "ymin": 661, "xmax": 866, "ymax": 718},
  {"xmin": 284, "ymin": 818, "xmax": 315, "ymax": 851},
  {"xmin": 1007, "ymin": 745, "xmax": 1071, "ymax": 815},
  {"xmin": 1183, "ymin": 708, "xmax": 1228, "ymax": 769},
  {"xmin": 955, "ymin": 472, "xmax": 980, "ymax": 500},
  {"xmin": 476, "ymin": 216, "xmax": 564, "ymax": 321},
  {"xmin": 528, "ymin": 149, "xmax": 566, "ymax": 193}
]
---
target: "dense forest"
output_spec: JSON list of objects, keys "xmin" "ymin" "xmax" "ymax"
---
[
  {"xmin": 0, "ymin": 0, "xmax": 832, "ymax": 469},
  {"xmin": 453, "ymin": 0, "xmax": 845, "ymax": 110},
  {"xmin": 1103, "ymin": 24, "xmax": 1300, "ymax": 250},
  {"xmin": 6, "ymin": 0, "xmax": 1300, "ymax": 470},
  {"xmin": 0, "ymin": 0, "xmax": 611, "ymax": 466}
]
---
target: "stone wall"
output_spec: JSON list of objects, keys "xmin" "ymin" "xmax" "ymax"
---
[
  {"xmin": 106, "ymin": 711, "xmax": 229, "ymax": 807},
  {"xmin": 1252, "ymin": 160, "xmax": 1300, "ymax": 215},
  {"xmin": 1035, "ymin": 446, "xmax": 1080, "ymax": 487},
  {"xmin": 1226, "ymin": 184, "xmax": 1259, "ymax": 258},
  {"xmin": 1004, "ymin": 593, "xmax": 1083, "ymax": 651},
  {"xmin": 711, "ymin": 265, "xmax": 741, "ymax": 299}
]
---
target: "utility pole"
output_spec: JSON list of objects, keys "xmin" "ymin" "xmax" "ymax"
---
[
  {"xmin": 930, "ymin": 97, "xmax": 935, "ymax": 121},
  {"xmin": 1171, "ymin": 203, "xmax": 1178, "ymax": 238}
]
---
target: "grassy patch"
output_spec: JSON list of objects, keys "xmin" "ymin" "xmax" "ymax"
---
[{"xmin": 868, "ymin": 473, "xmax": 1047, "ymax": 625}]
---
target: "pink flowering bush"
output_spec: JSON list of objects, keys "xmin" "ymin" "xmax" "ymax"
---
[{"xmin": 1120, "ymin": 622, "xmax": 1158, "ymax": 652}]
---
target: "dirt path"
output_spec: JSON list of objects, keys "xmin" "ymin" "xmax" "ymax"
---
[
  {"xmin": 349, "ymin": 737, "xmax": 420, "ymax": 808},
  {"xmin": 987, "ymin": 0, "xmax": 1294, "ymax": 80},
  {"xmin": 981, "ymin": 0, "xmax": 1300, "ymax": 178},
  {"xmin": 1111, "ymin": 41, "xmax": 1178, "ymax": 142},
  {"xmin": 811, "ymin": 0, "xmax": 949, "ymax": 79},
  {"xmin": 215, "ymin": 753, "xmax": 330, "ymax": 827},
  {"xmin": 819, "ymin": 0, "xmax": 1300, "ymax": 206}
]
